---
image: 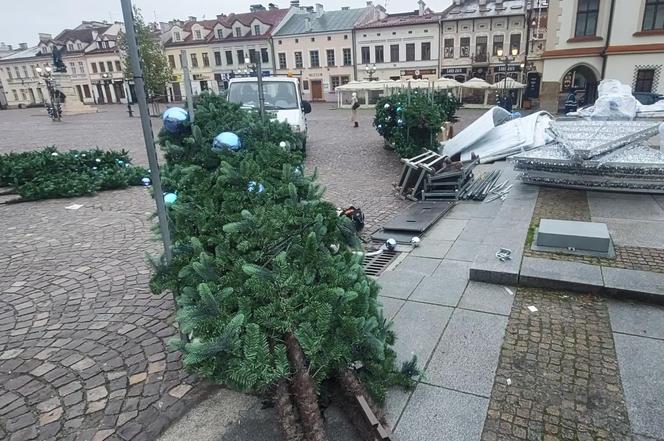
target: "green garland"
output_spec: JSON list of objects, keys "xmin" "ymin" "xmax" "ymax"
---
[{"xmin": 0, "ymin": 147, "xmax": 147, "ymax": 201}]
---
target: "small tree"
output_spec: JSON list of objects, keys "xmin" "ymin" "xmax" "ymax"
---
[{"xmin": 120, "ymin": 6, "xmax": 172, "ymax": 100}]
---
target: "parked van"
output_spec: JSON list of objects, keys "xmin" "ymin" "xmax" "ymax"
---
[{"xmin": 227, "ymin": 77, "xmax": 312, "ymax": 150}]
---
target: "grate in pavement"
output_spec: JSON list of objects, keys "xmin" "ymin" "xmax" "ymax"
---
[{"xmin": 363, "ymin": 250, "xmax": 400, "ymax": 277}]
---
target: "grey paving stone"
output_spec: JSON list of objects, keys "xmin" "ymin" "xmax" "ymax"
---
[
  {"xmin": 425, "ymin": 309, "xmax": 508, "ymax": 397},
  {"xmin": 423, "ymin": 218, "xmax": 468, "ymax": 242},
  {"xmin": 609, "ymin": 300, "xmax": 664, "ymax": 340},
  {"xmin": 410, "ymin": 239, "xmax": 453, "ymax": 259},
  {"xmin": 445, "ymin": 239, "xmax": 480, "ymax": 262},
  {"xmin": 409, "ymin": 260, "xmax": 471, "ymax": 307},
  {"xmin": 594, "ymin": 217, "xmax": 664, "ymax": 248},
  {"xmin": 376, "ymin": 270, "xmax": 424, "ymax": 300},
  {"xmin": 588, "ymin": 193, "xmax": 664, "ymax": 221},
  {"xmin": 456, "ymin": 218, "xmax": 494, "ymax": 243},
  {"xmin": 383, "ymin": 387, "xmax": 412, "ymax": 430},
  {"xmin": 520, "ymin": 256, "xmax": 604, "ymax": 293},
  {"xmin": 614, "ymin": 333, "xmax": 664, "ymax": 440},
  {"xmin": 394, "ymin": 256, "xmax": 441, "ymax": 276},
  {"xmin": 378, "ymin": 296, "xmax": 405, "ymax": 321},
  {"xmin": 446, "ymin": 201, "xmax": 500, "ymax": 220},
  {"xmin": 390, "ymin": 301, "xmax": 453, "ymax": 366},
  {"xmin": 395, "ymin": 383, "xmax": 489, "ymax": 441},
  {"xmin": 603, "ymin": 267, "xmax": 664, "ymax": 303},
  {"xmin": 459, "ymin": 281, "xmax": 515, "ymax": 316},
  {"xmin": 470, "ymin": 242, "xmax": 523, "ymax": 286}
]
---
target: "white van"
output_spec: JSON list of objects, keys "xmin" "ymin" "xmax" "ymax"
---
[{"xmin": 226, "ymin": 76, "xmax": 312, "ymax": 150}]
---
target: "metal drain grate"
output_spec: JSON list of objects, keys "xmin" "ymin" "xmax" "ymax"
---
[{"xmin": 363, "ymin": 250, "xmax": 400, "ymax": 277}]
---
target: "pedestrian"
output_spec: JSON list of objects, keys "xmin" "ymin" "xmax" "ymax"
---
[
  {"xmin": 564, "ymin": 89, "xmax": 578, "ymax": 114},
  {"xmin": 350, "ymin": 92, "xmax": 359, "ymax": 128}
]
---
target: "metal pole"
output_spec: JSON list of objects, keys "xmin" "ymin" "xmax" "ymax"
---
[
  {"xmin": 255, "ymin": 52, "xmax": 265, "ymax": 118},
  {"xmin": 180, "ymin": 49, "xmax": 195, "ymax": 122},
  {"xmin": 120, "ymin": 0, "xmax": 172, "ymax": 264}
]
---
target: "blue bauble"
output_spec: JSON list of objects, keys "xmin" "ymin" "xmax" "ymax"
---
[
  {"xmin": 247, "ymin": 181, "xmax": 265, "ymax": 193},
  {"xmin": 141, "ymin": 177, "xmax": 151, "ymax": 186},
  {"xmin": 162, "ymin": 107, "xmax": 189, "ymax": 134},
  {"xmin": 164, "ymin": 192, "xmax": 177, "ymax": 205},
  {"xmin": 396, "ymin": 107, "xmax": 403, "ymax": 113},
  {"xmin": 212, "ymin": 132, "xmax": 242, "ymax": 153}
]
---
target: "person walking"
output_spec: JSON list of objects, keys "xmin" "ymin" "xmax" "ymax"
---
[{"xmin": 350, "ymin": 92, "xmax": 359, "ymax": 128}]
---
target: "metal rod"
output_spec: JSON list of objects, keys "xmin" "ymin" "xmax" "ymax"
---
[
  {"xmin": 121, "ymin": 0, "xmax": 173, "ymax": 265},
  {"xmin": 255, "ymin": 52, "xmax": 265, "ymax": 118},
  {"xmin": 180, "ymin": 49, "xmax": 195, "ymax": 122}
]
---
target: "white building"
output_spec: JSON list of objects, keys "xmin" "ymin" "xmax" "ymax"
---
[
  {"xmin": 354, "ymin": 1, "xmax": 441, "ymax": 81},
  {"xmin": 541, "ymin": 0, "xmax": 664, "ymax": 112}
]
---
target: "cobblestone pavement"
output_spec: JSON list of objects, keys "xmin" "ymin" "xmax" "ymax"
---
[
  {"xmin": 525, "ymin": 187, "xmax": 664, "ymax": 273},
  {"xmin": 482, "ymin": 288, "xmax": 632, "ymax": 441}
]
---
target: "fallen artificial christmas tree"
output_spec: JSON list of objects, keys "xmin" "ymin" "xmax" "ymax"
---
[{"xmin": 151, "ymin": 94, "xmax": 417, "ymax": 440}]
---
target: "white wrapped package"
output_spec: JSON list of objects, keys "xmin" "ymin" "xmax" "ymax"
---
[{"xmin": 590, "ymin": 79, "xmax": 638, "ymax": 120}]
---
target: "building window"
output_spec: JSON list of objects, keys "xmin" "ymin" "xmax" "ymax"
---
[
  {"xmin": 327, "ymin": 36, "xmax": 332, "ymax": 41},
  {"xmin": 344, "ymin": 35, "xmax": 348, "ymax": 39},
  {"xmin": 643, "ymin": 0, "xmax": 664, "ymax": 30},
  {"xmin": 444, "ymin": 38, "xmax": 454, "ymax": 58},
  {"xmin": 343, "ymin": 48, "xmax": 352, "ymax": 65},
  {"xmin": 295, "ymin": 51, "xmax": 303, "ymax": 68},
  {"xmin": 510, "ymin": 34, "xmax": 521, "ymax": 53},
  {"xmin": 173, "ymin": 31, "xmax": 181, "ymax": 41},
  {"xmin": 326, "ymin": 49, "xmax": 335, "ymax": 66},
  {"xmin": 375, "ymin": 45, "xmax": 384, "ymax": 63},
  {"xmin": 249, "ymin": 49, "xmax": 257, "ymax": 63},
  {"xmin": 115, "ymin": 60, "xmax": 122, "ymax": 71},
  {"xmin": 331, "ymin": 76, "xmax": 340, "ymax": 91},
  {"xmin": 254, "ymin": 24, "xmax": 261, "ymax": 35},
  {"xmin": 278, "ymin": 40, "xmax": 282, "ymax": 45},
  {"xmin": 68, "ymin": 43, "xmax": 74, "ymax": 51},
  {"xmin": 12, "ymin": 90, "xmax": 18, "ymax": 100},
  {"xmin": 194, "ymin": 30, "xmax": 202, "ymax": 40},
  {"xmin": 303, "ymin": 80, "xmax": 309, "ymax": 90},
  {"xmin": 311, "ymin": 37, "xmax": 316, "ymax": 42},
  {"xmin": 168, "ymin": 55, "xmax": 176, "ymax": 68},
  {"xmin": 91, "ymin": 63, "xmax": 98, "ymax": 73},
  {"xmin": 191, "ymin": 53, "xmax": 198, "ymax": 68},
  {"xmin": 310, "ymin": 50, "xmax": 320, "ymax": 67},
  {"xmin": 575, "ymin": 0, "xmax": 599, "ymax": 36},
  {"xmin": 79, "ymin": 61, "xmax": 85, "ymax": 73},
  {"xmin": 278, "ymin": 52, "xmax": 287, "ymax": 69},
  {"xmin": 237, "ymin": 50, "xmax": 245, "ymax": 64},
  {"xmin": 226, "ymin": 51, "xmax": 233, "ymax": 65},
  {"xmin": 295, "ymin": 38, "xmax": 299, "ymax": 43},
  {"xmin": 261, "ymin": 48, "xmax": 269, "ymax": 63},
  {"xmin": 77, "ymin": 43, "xmax": 83, "ymax": 50},
  {"xmin": 6, "ymin": 67, "xmax": 12, "ymax": 79},
  {"xmin": 235, "ymin": 27, "xmax": 242, "ymax": 37},
  {"xmin": 99, "ymin": 62, "xmax": 106, "ymax": 73},
  {"xmin": 214, "ymin": 51, "xmax": 222, "ymax": 66},
  {"xmin": 202, "ymin": 52, "xmax": 210, "ymax": 67},
  {"xmin": 22, "ymin": 66, "xmax": 29, "ymax": 77},
  {"xmin": 475, "ymin": 36, "xmax": 488, "ymax": 61},
  {"xmin": 14, "ymin": 66, "xmax": 21, "ymax": 78},
  {"xmin": 31, "ymin": 65, "xmax": 37, "ymax": 77},
  {"xmin": 635, "ymin": 69, "xmax": 656, "ymax": 92},
  {"xmin": 460, "ymin": 37, "xmax": 470, "ymax": 57},
  {"xmin": 493, "ymin": 35, "xmax": 504, "ymax": 56},
  {"xmin": 217, "ymin": 29, "xmax": 224, "ymax": 39},
  {"xmin": 421, "ymin": 42, "xmax": 431, "ymax": 61},
  {"xmin": 390, "ymin": 44, "xmax": 400, "ymax": 62},
  {"xmin": 107, "ymin": 61, "xmax": 114, "ymax": 72},
  {"xmin": 83, "ymin": 84, "xmax": 91, "ymax": 98},
  {"xmin": 406, "ymin": 43, "xmax": 415, "ymax": 61},
  {"xmin": 361, "ymin": 46, "xmax": 370, "ymax": 64}
]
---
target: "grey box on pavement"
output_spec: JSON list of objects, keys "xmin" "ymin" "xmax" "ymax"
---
[{"xmin": 536, "ymin": 219, "xmax": 611, "ymax": 253}]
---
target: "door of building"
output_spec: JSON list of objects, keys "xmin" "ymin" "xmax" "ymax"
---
[
  {"xmin": 172, "ymin": 82, "xmax": 182, "ymax": 101},
  {"xmin": 311, "ymin": 80, "xmax": 323, "ymax": 101},
  {"xmin": 113, "ymin": 82, "xmax": 125, "ymax": 102},
  {"xmin": 103, "ymin": 83, "xmax": 113, "ymax": 104},
  {"xmin": 76, "ymin": 85, "xmax": 84, "ymax": 102}
]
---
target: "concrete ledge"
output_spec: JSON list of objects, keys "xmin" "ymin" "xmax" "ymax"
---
[
  {"xmin": 519, "ymin": 257, "xmax": 604, "ymax": 294},
  {"xmin": 469, "ymin": 244, "xmax": 522, "ymax": 286},
  {"xmin": 603, "ymin": 267, "xmax": 664, "ymax": 305}
]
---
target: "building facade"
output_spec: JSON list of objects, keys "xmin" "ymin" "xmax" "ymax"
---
[
  {"xmin": 354, "ymin": 1, "xmax": 440, "ymax": 82},
  {"xmin": 273, "ymin": 4, "xmax": 380, "ymax": 102},
  {"xmin": 84, "ymin": 23, "xmax": 130, "ymax": 105},
  {"xmin": 541, "ymin": 0, "xmax": 664, "ymax": 112}
]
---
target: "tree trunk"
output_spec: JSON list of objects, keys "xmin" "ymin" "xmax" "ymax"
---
[
  {"xmin": 336, "ymin": 368, "xmax": 386, "ymax": 424},
  {"xmin": 284, "ymin": 333, "xmax": 330, "ymax": 441},
  {"xmin": 274, "ymin": 379, "xmax": 305, "ymax": 441}
]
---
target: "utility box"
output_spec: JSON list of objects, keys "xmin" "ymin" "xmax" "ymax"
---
[{"xmin": 535, "ymin": 219, "xmax": 613, "ymax": 256}]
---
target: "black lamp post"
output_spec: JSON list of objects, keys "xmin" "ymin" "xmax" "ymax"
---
[
  {"xmin": 496, "ymin": 47, "xmax": 519, "ymax": 96},
  {"xmin": 35, "ymin": 66, "xmax": 61, "ymax": 121},
  {"xmin": 365, "ymin": 64, "xmax": 377, "ymax": 81}
]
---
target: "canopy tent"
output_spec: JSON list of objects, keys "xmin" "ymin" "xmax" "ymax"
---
[
  {"xmin": 461, "ymin": 78, "xmax": 492, "ymax": 89},
  {"xmin": 434, "ymin": 77, "xmax": 462, "ymax": 89},
  {"xmin": 490, "ymin": 78, "xmax": 526, "ymax": 90},
  {"xmin": 459, "ymin": 78, "xmax": 492, "ymax": 108}
]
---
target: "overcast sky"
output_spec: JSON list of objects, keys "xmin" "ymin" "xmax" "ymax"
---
[{"xmin": 2, "ymin": 0, "xmax": 453, "ymax": 47}]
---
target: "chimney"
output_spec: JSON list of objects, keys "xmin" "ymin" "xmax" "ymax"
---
[
  {"xmin": 479, "ymin": 0, "xmax": 487, "ymax": 6},
  {"xmin": 315, "ymin": 3, "xmax": 324, "ymax": 17},
  {"xmin": 38, "ymin": 33, "xmax": 52, "ymax": 42},
  {"xmin": 188, "ymin": 16, "xmax": 197, "ymax": 22},
  {"xmin": 304, "ymin": 17, "xmax": 312, "ymax": 31},
  {"xmin": 19, "ymin": 43, "xmax": 28, "ymax": 50},
  {"xmin": 366, "ymin": 0, "xmax": 373, "ymax": 5},
  {"xmin": 250, "ymin": 4, "xmax": 266, "ymax": 11},
  {"xmin": 268, "ymin": 3, "xmax": 278, "ymax": 9},
  {"xmin": 216, "ymin": 14, "xmax": 226, "ymax": 21},
  {"xmin": 290, "ymin": 0, "xmax": 300, "ymax": 7},
  {"xmin": 341, "ymin": 6, "xmax": 350, "ymax": 10},
  {"xmin": 418, "ymin": 0, "xmax": 426, "ymax": 16},
  {"xmin": 454, "ymin": 0, "xmax": 462, "ymax": 5}
]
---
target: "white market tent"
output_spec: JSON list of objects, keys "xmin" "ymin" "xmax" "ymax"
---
[
  {"xmin": 490, "ymin": 78, "xmax": 526, "ymax": 108},
  {"xmin": 434, "ymin": 77, "xmax": 462, "ymax": 90},
  {"xmin": 459, "ymin": 78, "xmax": 492, "ymax": 108}
]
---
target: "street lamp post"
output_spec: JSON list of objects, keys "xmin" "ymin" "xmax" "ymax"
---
[
  {"xmin": 365, "ymin": 64, "xmax": 377, "ymax": 81},
  {"xmin": 496, "ymin": 47, "xmax": 519, "ymax": 100},
  {"xmin": 35, "ymin": 66, "xmax": 61, "ymax": 121}
]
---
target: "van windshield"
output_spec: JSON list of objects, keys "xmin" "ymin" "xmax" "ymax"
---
[{"xmin": 227, "ymin": 81, "xmax": 299, "ymax": 110}]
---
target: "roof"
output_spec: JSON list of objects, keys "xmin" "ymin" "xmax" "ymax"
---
[
  {"xmin": 356, "ymin": 11, "xmax": 440, "ymax": 29},
  {"xmin": 275, "ymin": 8, "xmax": 371, "ymax": 35},
  {"xmin": 223, "ymin": 9, "xmax": 289, "ymax": 28},
  {"xmin": 0, "ymin": 45, "xmax": 44, "ymax": 61},
  {"xmin": 442, "ymin": 0, "xmax": 527, "ymax": 21}
]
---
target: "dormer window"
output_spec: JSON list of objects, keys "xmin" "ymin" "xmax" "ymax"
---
[
  {"xmin": 235, "ymin": 27, "xmax": 242, "ymax": 37},
  {"xmin": 67, "ymin": 43, "xmax": 74, "ymax": 51},
  {"xmin": 97, "ymin": 41, "xmax": 103, "ymax": 49},
  {"xmin": 173, "ymin": 31, "xmax": 181, "ymax": 41},
  {"xmin": 194, "ymin": 29, "xmax": 202, "ymax": 40},
  {"xmin": 41, "ymin": 46, "xmax": 48, "ymax": 54},
  {"xmin": 77, "ymin": 42, "xmax": 83, "ymax": 50},
  {"xmin": 217, "ymin": 29, "xmax": 224, "ymax": 39},
  {"xmin": 254, "ymin": 24, "xmax": 261, "ymax": 35}
]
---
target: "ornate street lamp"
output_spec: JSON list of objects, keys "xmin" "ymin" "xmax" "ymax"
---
[
  {"xmin": 365, "ymin": 64, "xmax": 377, "ymax": 81},
  {"xmin": 35, "ymin": 66, "xmax": 61, "ymax": 121},
  {"xmin": 496, "ymin": 47, "xmax": 519, "ymax": 98}
]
